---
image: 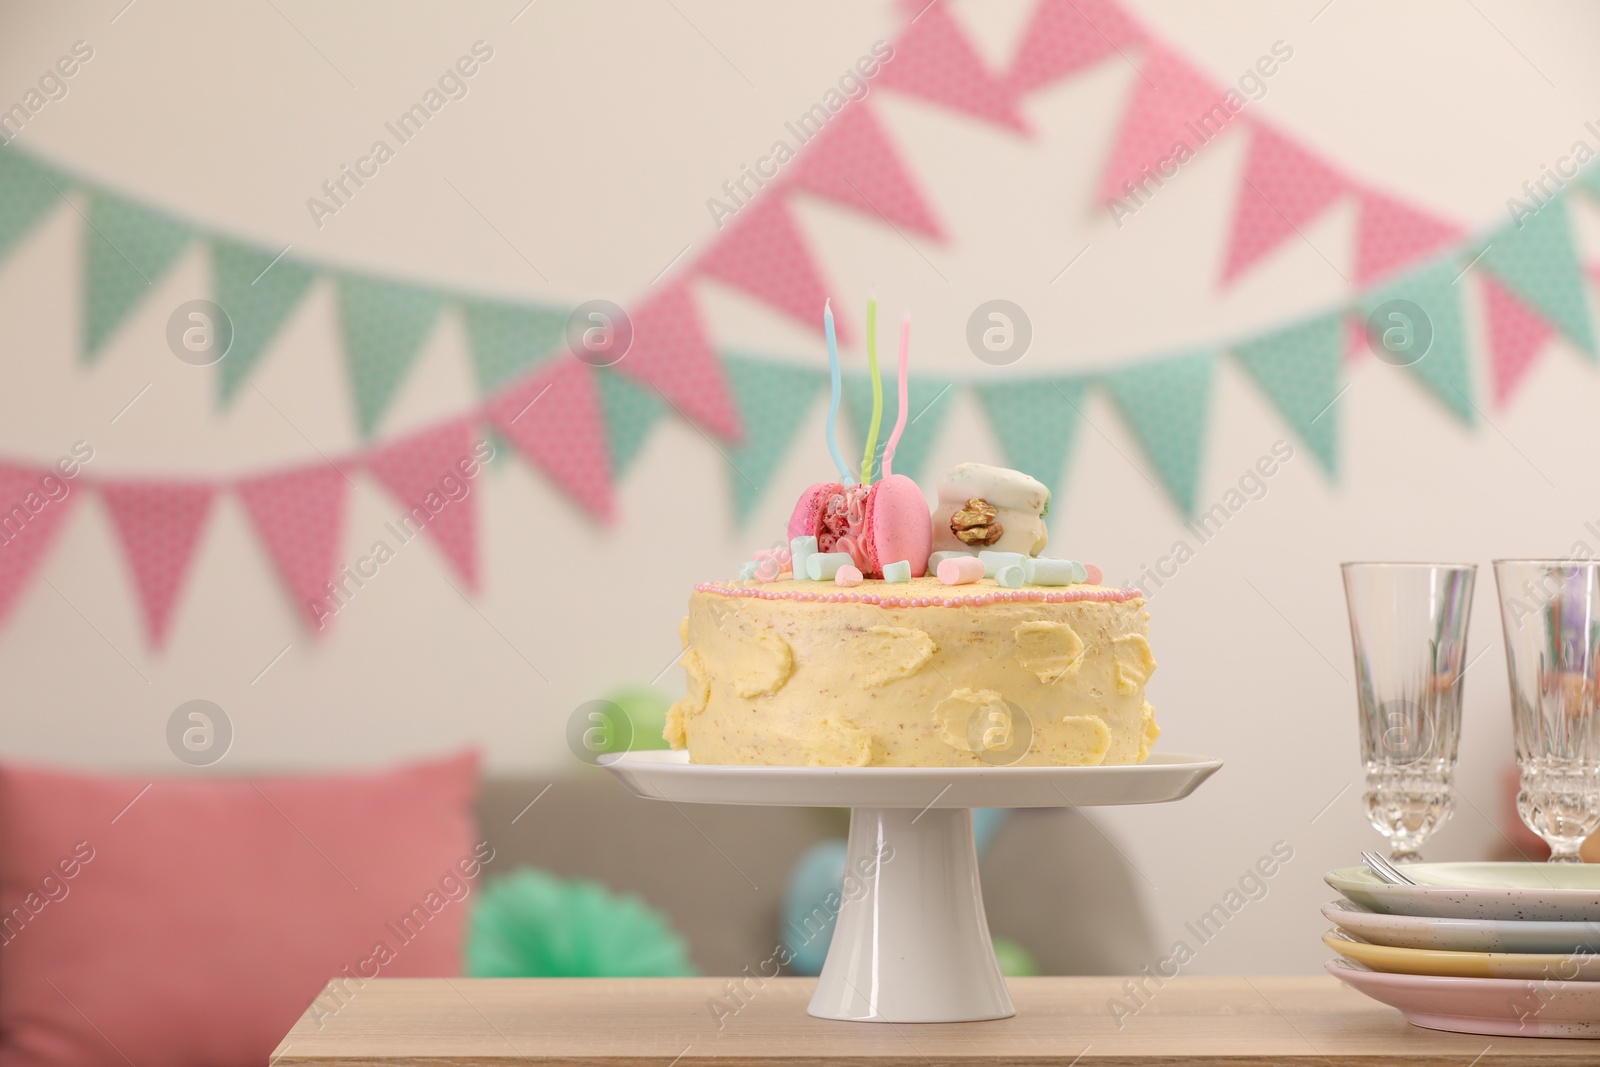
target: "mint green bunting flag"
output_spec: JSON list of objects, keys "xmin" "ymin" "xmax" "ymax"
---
[
  {"xmin": 1478, "ymin": 196, "xmax": 1595, "ymax": 355},
  {"xmin": 1103, "ymin": 352, "xmax": 1214, "ymax": 516},
  {"xmin": 83, "ymin": 192, "xmax": 192, "ymax": 362},
  {"xmin": 723, "ymin": 355, "xmax": 826, "ymax": 524},
  {"xmin": 0, "ymin": 147, "xmax": 63, "ymax": 263},
  {"xmin": 462, "ymin": 298, "xmax": 569, "ymax": 394},
  {"xmin": 337, "ymin": 275, "xmax": 445, "ymax": 436},
  {"xmin": 973, "ymin": 376, "xmax": 1088, "ymax": 494},
  {"xmin": 1362, "ymin": 258, "xmax": 1475, "ymax": 423},
  {"xmin": 1232, "ymin": 314, "xmax": 1343, "ymax": 476},
  {"xmin": 844, "ymin": 372, "xmax": 956, "ymax": 486},
  {"xmin": 212, "ymin": 240, "xmax": 317, "ymax": 405},
  {"xmin": 597, "ymin": 369, "xmax": 664, "ymax": 478}
]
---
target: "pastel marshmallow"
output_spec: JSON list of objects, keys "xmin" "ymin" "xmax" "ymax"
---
[
  {"xmin": 929, "ymin": 550, "xmax": 977, "ymax": 573},
  {"xmin": 995, "ymin": 564, "xmax": 1027, "ymax": 589},
  {"xmin": 1024, "ymin": 558, "xmax": 1078, "ymax": 586},
  {"xmin": 979, "ymin": 550, "xmax": 1027, "ymax": 578},
  {"xmin": 1086, "ymin": 563, "xmax": 1103, "ymax": 585},
  {"xmin": 834, "ymin": 565, "xmax": 863, "ymax": 587},
  {"xmin": 806, "ymin": 552, "xmax": 855, "ymax": 581},
  {"xmin": 937, "ymin": 556, "xmax": 985, "ymax": 585},
  {"xmin": 789, "ymin": 536, "xmax": 818, "ymax": 582},
  {"xmin": 739, "ymin": 561, "xmax": 758, "ymax": 581},
  {"xmin": 882, "ymin": 560, "xmax": 912, "ymax": 584}
]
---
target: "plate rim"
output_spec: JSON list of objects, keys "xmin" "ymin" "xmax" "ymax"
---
[
  {"xmin": 1326, "ymin": 956, "xmax": 1600, "ymax": 994},
  {"xmin": 1326, "ymin": 958, "xmax": 1600, "ymax": 1037},
  {"xmin": 603, "ymin": 749, "xmax": 1223, "ymax": 809},
  {"xmin": 604, "ymin": 750, "xmax": 1223, "ymax": 772},
  {"xmin": 1321, "ymin": 897, "xmax": 1600, "ymax": 932},
  {"xmin": 1327, "ymin": 862, "xmax": 1600, "ymax": 897},
  {"xmin": 1322, "ymin": 928, "xmax": 1588, "ymax": 969}
]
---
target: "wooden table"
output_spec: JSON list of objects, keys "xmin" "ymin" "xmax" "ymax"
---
[{"xmin": 273, "ymin": 976, "xmax": 1597, "ymax": 1066}]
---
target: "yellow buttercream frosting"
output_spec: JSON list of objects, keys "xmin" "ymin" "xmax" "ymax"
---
[
  {"xmin": 856, "ymin": 626, "xmax": 937, "ymax": 687},
  {"xmin": 730, "ymin": 631, "xmax": 794, "ymax": 698},
  {"xmin": 1112, "ymin": 633, "xmax": 1157, "ymax": 694},
  {"xmin": 667, "ymin": 576, "xmax": 1158, "ymax": 767},
  {"xmin": 1013, "ymin": 620, "xmax": 1086, "ymax": 683}
]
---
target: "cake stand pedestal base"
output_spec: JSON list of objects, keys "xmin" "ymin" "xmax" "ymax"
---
[
  {"xmin": 603, "ymin": 750, "xmax": 1222, "ymax": 1024},
  {"xmin": 811, "ymin": 807, "xmax": 1011, "ymax": 1022}
]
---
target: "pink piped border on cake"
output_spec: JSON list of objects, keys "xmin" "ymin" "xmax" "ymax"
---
[{"xmin": 694, "ymin": 582, "xmax": 1144, "ymax": 606}]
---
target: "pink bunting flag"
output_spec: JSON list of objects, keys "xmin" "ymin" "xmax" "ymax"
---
[
  {"xmin": 1221, "ymin": 127, "xmax": 1349, "ymax": 283},
  {"xmin": 0, "ymin": 464, "xmax": 80, "ymax": 628},
  {"xmin": 619, "ymin": 283, "xmax": 744, "ymax": 441},
  {"xmin": 1354, "ymin": 190, "xmax": 1461, "ymax": 286},
  {"xmin": 1481, "ymin": 273, "xmax": 1553, "ymax": 408},
  {"xmin": 237, "ymin": 464, "xmax": 348, "ymax": 633},
  {"xmin": 875, "ymin": 2, "xmax": 1026, "ymax": 131},
  {"xmin": 695, "ymin": 195, "xmax": 843, "ymax": 341},
  {"xmin": 363, "ymin": 419, "xmax": 482, "ymax": 590},
  {"xmin": 1099, "ymin": 46, "xmax": 1234, "ymax": 204},
  {"xmin": 784, "ymin": 104, "xmax": 943, "ymax": 239},
  {"xmin": 101, "ymin": 481, "xmax": 215, "ymax": 648},
  {"xmin": 487, "ymin": 357, "xmax": 615, "ymax": 521},
  {"xmin": 1007, "ymin": 0, "xmax": 1145, "ymax": 94},
  {"xmin": 1345, "ymin": 314, "xmax": 1370, "ymax": 364}
]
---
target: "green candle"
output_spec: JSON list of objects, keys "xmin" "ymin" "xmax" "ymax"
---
[{"xmin": 860, "ymin": 298, "xmax": 882, "ymax": 484}]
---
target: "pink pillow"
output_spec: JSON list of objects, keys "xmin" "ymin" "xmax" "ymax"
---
[{"xmin": 0, "ymin": 751, "xmax": 483, "ymax": 1067}]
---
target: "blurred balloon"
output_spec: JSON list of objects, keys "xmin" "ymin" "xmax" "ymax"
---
[
  {"xmin": 973, "ymin": 808, "xmax": 1008, "ymax": 851},
  {"xmin": 780, "ymin": 840, "xmax": 848, "ymax": 976},
  {"xmin": 601, "ymin": 685, "xmax": 672, "ymax": 752},
  {"xmin": 992, "ymin": 936, "xmax": 1038, "ymax": 977}
]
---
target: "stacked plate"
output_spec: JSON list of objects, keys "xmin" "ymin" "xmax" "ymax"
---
[{"xmin": 1323, "ymin": 862, "xmax": 1600, "ymax": 1038}]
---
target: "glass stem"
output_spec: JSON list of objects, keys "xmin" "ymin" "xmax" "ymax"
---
[
  {"xmin": 1549, "ymin": 847, "xmax": 1585, "ymax": 864},
  {"xmin": 1388, "ymin": 848, "xmax": 1422, "ymax": 864}
]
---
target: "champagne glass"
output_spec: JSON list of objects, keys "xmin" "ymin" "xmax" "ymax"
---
[
  {"xmin": 1341, "ymin": 563, "xmax": 1477, "ymax": 862},
  {"xmin": 1493, "ymin": 560, "xmax": 1600, "ymax": 862}
]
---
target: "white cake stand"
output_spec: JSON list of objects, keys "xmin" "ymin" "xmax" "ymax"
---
[{"xmin": 604, "ymin": 750, "xmax": 1222, "ymax": 1023}]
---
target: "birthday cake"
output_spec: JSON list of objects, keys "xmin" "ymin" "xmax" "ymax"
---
[{"xmin": 665, "ymin": 303, "xmax": 1159, "ymax": 768}]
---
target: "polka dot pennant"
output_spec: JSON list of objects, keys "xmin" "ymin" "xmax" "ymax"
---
[
  {"xmin": 1103, "ymin": 351, "xmax": 1215, "ymax": 517},
  {"xmin": 1233, "ymin": 314, "xmax": 1343, "ymax": 476},
  {"xmin": 721, "ymin": 354, "xmax": 827, "ymax": 524},
  {"xmin": 82, "ymin": 191, "xmax": 192, "ymax": 362},
  {"xmin": 1478, "ymin": 196, "xmax": 1595, "ymax": 356},
  {"xmin": 100, "ymin": 480, "xmax": 215, "ymax": 648},
  {"xmin": 974, "ymin": 375, "xmax": 1089, "ymax": 498},
  {"xmin": 237, "ymin": 464, "xmax": 348, "ymax": 633},
  {"xmin": 337, "ymin": 274, "xmax": 445, "ymax": 438}
]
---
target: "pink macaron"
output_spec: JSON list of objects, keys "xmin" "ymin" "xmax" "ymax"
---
[
  {"xmin": 862, "ymin": 474, "xmax": 931, "ymax": 578},
  {"xmin": 786, "ymin": 476, "xmax": 931, "ymax": 579},
  {"xmin": 788, "ymin": 482, "xmax": 843, "ymax": 543}
]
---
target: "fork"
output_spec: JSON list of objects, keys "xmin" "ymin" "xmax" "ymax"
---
[{"xmin": 1361, "ymin": 850, "xmax": 1418, "ymax": 886}]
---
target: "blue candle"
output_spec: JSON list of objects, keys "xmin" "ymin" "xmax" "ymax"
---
[{"xmin": 823, "ymin": 299, "xmax": 854, "ymax": 486}]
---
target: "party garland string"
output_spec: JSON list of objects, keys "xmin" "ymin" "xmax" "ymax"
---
[{"xmin": 0, "ymin": 0, "xmax": 1590, "ymax": 512}]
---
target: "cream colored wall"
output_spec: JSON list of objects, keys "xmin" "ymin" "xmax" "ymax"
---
[{"xmin": 3, "ymin": 0, "xmax": 1599, "ymax": 975}]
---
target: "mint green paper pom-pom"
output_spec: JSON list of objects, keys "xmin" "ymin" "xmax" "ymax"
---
[{"xmin": 466, "ymin": 869, "xmax": 698, "ymax": 977}]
